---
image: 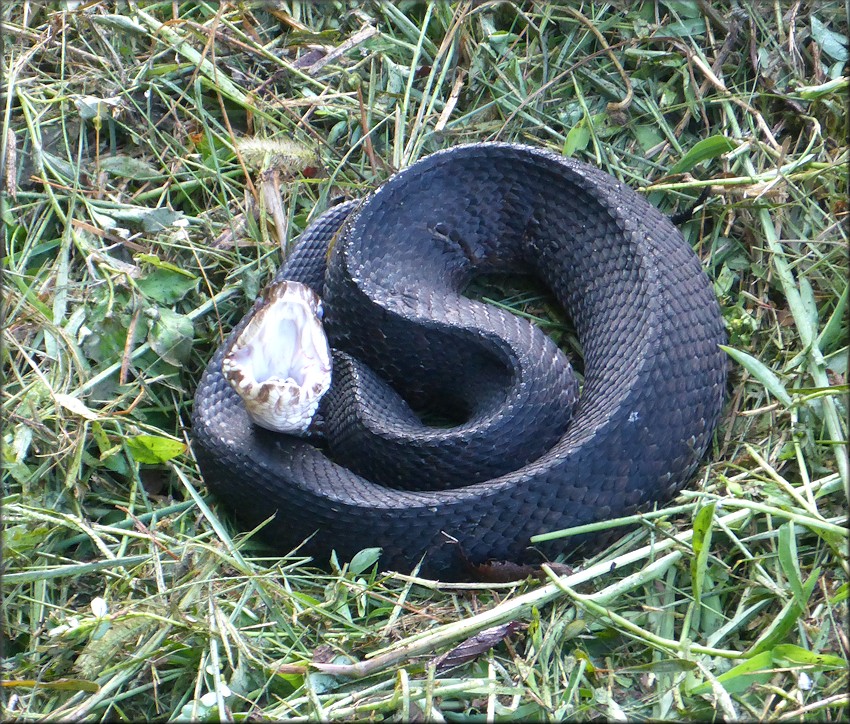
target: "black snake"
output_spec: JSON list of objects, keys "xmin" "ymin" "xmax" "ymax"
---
[{"xmin": 192, "ymin": 143, "xmax": 727, "ymax": 579}]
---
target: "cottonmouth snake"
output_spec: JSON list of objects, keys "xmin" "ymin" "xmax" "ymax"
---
[{"xmin": 192, "ymin": 143, "xmax": 727, "ymax": 579}]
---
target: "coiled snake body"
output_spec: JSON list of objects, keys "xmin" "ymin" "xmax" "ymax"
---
[{"xmin": 193, "ymin": 143, "xmax": 726, "ymax": 578}]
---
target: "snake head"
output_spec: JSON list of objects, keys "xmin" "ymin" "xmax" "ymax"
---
[{"xmin": 221, "ymin": 280, "xmax": 331, "ymax": 434}]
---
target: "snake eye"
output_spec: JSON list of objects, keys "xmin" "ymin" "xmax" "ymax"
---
[{"xmin": 316, "ymin": 301, "xmax": 324, "ymax": 320}]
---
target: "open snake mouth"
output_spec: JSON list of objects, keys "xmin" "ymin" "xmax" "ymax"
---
[{"xmin": 221, "ymin": 280, "xmax": 331, "ymax": 433}]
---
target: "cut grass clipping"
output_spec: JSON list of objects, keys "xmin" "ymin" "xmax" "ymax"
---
[{"xmin": 2, "ymin": 2, "xmax": 848, "ymax": 721}]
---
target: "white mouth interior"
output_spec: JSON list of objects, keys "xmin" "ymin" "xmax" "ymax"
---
[
  {"xmin": 229, "ymin": 312, "xmax": 311, "ymax": 386},
  {"xmin": 222, "ymin": 281, "xmax": 331, "ymax": 434}
]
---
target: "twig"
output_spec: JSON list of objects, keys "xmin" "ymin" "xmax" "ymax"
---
[{"xmin": 303, "ymin": 25, "xmax": 379, "ymax": 76}]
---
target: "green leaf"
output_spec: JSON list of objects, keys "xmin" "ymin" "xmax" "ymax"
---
[
  {"xmin": 690, "ymin": 502, "xmax": 715, "ymax": 606},
  {"xmin": 90, "ymin": 13, "xmax": 147, "ymax": 35},
  {"xmin": 3, "ymin": 524, "xmax": 51, "ymax": 557},
  {"xmin": 488, "ymin": 30, "xmax": 521, "ymax": 53},
  {"xmin": 99, "ymin": 155, "xmax": 162, "ymax": 180},
  {"xmin": 55, "ymin": 393, "xmax": 100, "ymax": 421},
  {"xmin": 830, "ymin": 582, "xmax": 849, "ymax": 604},
  {"xmin": 138, "ymin": 268, "xmax": 198, "ymax": 305},
  {"xmin": 747, "ymin": 568, "xmax": 819, "ymax": 656},
  {"xmin": 796, "ymin": 275, "xmax": 820, "ymax": 348},
  {"xmin": 816, "ymin": 283, "xmax": 848, "ymax": 355},
  {"xmin": 632, "ymin": 125, "xmax": 664, "ymax": 153},
  {"xmin": 40, "ymin": 150, "xmax": 79, "ymax": 182},
  {"xmin": 348, "ymin": 547, "xmax": 382, "ymax": 575},
  {"xmin": 125, "ymin": 434, "xmax": 186, "ymax": 464},
  {"xmin": 778, "ymin": 522, "xmax": 806, "ymax": 609},
  {"xmin": 772, "ymin": 644, "xmax": 846, "ymax": 669},
  {"xmin": 136, "ymin": 253, "xmax": 198, "ymax": 278},
  {"xmin": 1, "ymin": 678, "xmax": 100, "ymax": 692},
  {"xmin": 720, "ymin": 345, "xmax": 793, "ymax": 407},
  {"xmin": 811, "ymin": 16, "xmax": 849, "ymax": 62},
  {"xmin": 563, "ymin": 121, "xmax": 591, "ymax": 157},
  {"xmin": 688, "ymin": 651, "xmax": 774, "ymax": 695},
  {"xmin": 669, "ymin": 135, "xmax": 737, "ymax": 175},
  {"xmin": 90, "ymin": 203, "xmax": 183, "ymax": 232},
  {"xmin": 794, "ymin": 76, "xmax": 849, "ymax": 100},
  {"xmin": 691, "ymin": 641, "xmax": 845, "ymax": 696},
  {"xmin": 659, "ymin": 1, "xmax": 702, "ymax": 18},
  {"xmin": 663, "ymin": 18, "xmax": 706, "ymax": 38},
  {"xmin": 148, "ymin": 308, "xmax": 194, "ymax": 365}
]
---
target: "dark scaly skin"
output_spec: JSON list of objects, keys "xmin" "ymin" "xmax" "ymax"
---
[{"xmin": 192, "ymin": 143, "xmax": 727, "ymax": 580}]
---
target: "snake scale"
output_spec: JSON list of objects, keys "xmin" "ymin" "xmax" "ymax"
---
[{"xmin": 192, "ymin": 143, "xmax": 727, "ymax": 579}]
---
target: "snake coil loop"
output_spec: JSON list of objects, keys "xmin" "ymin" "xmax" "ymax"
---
[{"xmin": 193, "ymin": 143, "xmax": 726, "ymax": 579}]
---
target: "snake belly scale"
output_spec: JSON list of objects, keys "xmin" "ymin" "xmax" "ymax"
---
[{"xmin": 192, "ymin": 143, "xmax": 727, "ymax": 579}]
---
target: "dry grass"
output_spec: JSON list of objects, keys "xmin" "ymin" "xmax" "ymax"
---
[{"xmin": 2, "ymin": 1, "xmax": 847, "ymax": 720}]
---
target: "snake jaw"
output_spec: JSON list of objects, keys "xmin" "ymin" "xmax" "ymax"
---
[{"xmin": 222, "ymin": 280, "xmax": 331, "ymax": 434}]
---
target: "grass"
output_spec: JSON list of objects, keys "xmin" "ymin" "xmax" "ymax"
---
[{"xmin": 1, "ymin": 0, "xmax": 847, "ymax": 720}]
